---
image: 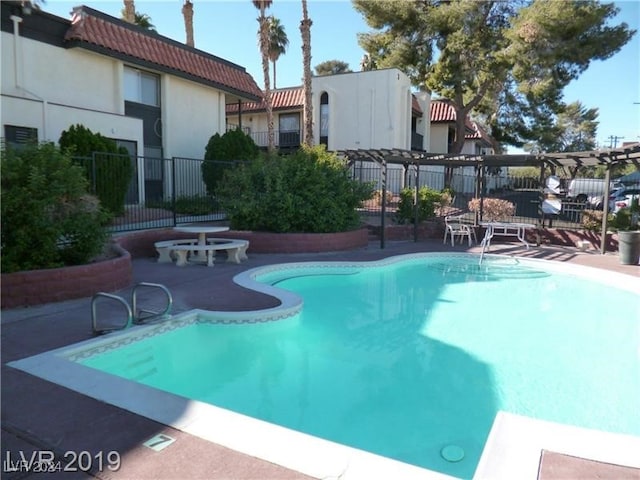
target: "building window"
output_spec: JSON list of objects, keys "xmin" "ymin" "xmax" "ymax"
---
[
  {"xmin": 4, "ymin": 125, "xmax": 37, "ymax": 149},
  {"xmin": 124, "ymin": 66, "xmax": 160, "ymax": 106},
  {"xmin": 320, "ymin": 92, "xmax": 329, "ymax": 146},
  {"xmin": 278, "ymin": 113, "xmax": 300, "ymax": 148}
]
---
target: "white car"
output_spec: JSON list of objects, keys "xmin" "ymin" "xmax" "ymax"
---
[{"xmin": 608, "ymin": 186, "xmax": 640, "ymax": 213}]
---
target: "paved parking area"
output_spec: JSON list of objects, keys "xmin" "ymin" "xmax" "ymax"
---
[{"xmin": 1, "ymin": 239, "xmax": 638, "ymax": 479}]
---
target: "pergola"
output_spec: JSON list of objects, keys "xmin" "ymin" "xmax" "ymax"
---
[{"xmin": 336, "ymin": 144, "xmax": 640, "ymax": 254}]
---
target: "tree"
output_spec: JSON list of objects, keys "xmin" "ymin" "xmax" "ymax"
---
[
  {"xmin": 300, "ymin": 0, "xmax": 313, "ymax": 146},
  {"xmin": 59, "ymin": 124, "xmax": 133, "ymax": 216},
  {"xmin": 354, "ymin": 0, "xmax": 635, "ymax": 153},
  {"xmin": 254, "ymin": 0, "xmax": 275, "ymax": 152},
  {"xmin": 314, "ymin": 60, "xmax": 352, "ymax": 76},
  {"xmin": 133, "ymin": 12, "xmax": 155, "ymax": 30},
  {"xmin": 182, "ymin": 0, "xmax": 194, "ymax": 47},
  {"xmin": 268, "ymin": 16, "xmax": 289, "ymax": 89},
  {"xmin": 524, "ymin": 101, "xmax": 598, "ymax": 155},
  {"xmin": 201, "ymin": 129, "xmax": 259, "ymax": 196}
]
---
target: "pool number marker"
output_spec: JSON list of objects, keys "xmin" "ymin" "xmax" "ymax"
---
[{"xmin": 143, "ymin": 434, "xmax": 176, "ymax": 451}]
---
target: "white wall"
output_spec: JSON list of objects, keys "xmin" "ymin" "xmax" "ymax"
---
[
  {"xmin": 311, "ymin": 69, "xmax": 413, "ymax": 151},
  {"xmin": 2, "ymin": 25, "xmax": 238, "ymax": 203},
  {"xmin": 1, "ymin": 31, "xmax": 140, "ymax": 147},
  {"xmin": 414, "ymin": 91, "xmax": 430, "ymax": 151},
  {"xmin": 429, "ymin": 124, "xmax": 450, "ymax": 153},
  {"xmin": 162, "ymin": 75, "xmax": 224, "ymax": 159}
]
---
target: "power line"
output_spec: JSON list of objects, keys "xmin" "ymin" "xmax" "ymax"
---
[{"xmin": 608, "ymin": 135, "xmax": 624, "ymax": 148}]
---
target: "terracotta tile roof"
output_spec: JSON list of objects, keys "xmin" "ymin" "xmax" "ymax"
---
[
  {"xmin": 65, "ymin": 6, "xmax": 262, "ymax": 101},
  {"xmin": 226, "ymin": 87, "xmax": 304, "ymax": 114}
]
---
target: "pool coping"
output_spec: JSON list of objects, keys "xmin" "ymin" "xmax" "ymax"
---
[{"xmin": 7, "ymin": 252, "xmax": 640, "ymax": 479}]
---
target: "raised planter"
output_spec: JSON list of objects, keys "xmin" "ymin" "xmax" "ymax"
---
[
  {"xmin": 1, "ymin": 243, "xmax": 132, "ymax": 309},
  {"xmin": 1, "ymin": 227, "xmax": 369, "ymax": 309},
  {"xmin": 219, "ymin": 228, "xmax": 369, "ymax": 254}
]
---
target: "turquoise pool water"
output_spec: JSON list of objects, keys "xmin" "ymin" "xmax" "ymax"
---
[{"xmin": 80, "ymin": 255, "xmax": 640, "ymax": 479}]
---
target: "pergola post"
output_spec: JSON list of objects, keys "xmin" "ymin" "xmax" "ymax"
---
[
  {"xmin": 414, "ymin": 161, "xmax": 420, "ymax": 242},
  {"xmin": 599, "ymin": 165, "xmax": 612, "ymax": 255},
  {"xmin": 380, "ymin": 155, "xmax": 387, "ymax": 249},
  {"xmin": 538, "ymin": 161, "xmax": 546, "ymax": 244},
  {"xmin": 474, "ymin": 165, "xmax": 481, "ymax": 225}
]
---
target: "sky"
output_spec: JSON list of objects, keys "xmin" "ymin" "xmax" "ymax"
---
[{"xmin": 43, "ymin": 0, "xmax": 640, "ymax": 152}]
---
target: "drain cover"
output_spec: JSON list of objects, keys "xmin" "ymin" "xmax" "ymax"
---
[{"xmin": 441, "ymin": 444, "xmax": 465, "ymax": 462}]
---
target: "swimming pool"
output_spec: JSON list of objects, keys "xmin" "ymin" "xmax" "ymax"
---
[{"xmin": 11, "ymin": 253, "xmax": 640, "ymax": 479}]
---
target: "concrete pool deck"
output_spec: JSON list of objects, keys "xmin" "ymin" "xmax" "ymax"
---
[{"xmin": 2, "ymin": 238, "xmax": 639, "ymax": 480}]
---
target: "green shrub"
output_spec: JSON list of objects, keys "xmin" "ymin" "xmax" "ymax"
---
[
  {"xmin": 1, "ymin": 143, "xmax": 109, "ymax": 273},
  {"xmin": 59, "ymin": 124, "xmax": 133, "ymax": 216},
  {"xmin": 395, "ymin": 187, "xmax": 442, "ymax": 224},
  {"xmin": 201, "ymin": 129, "xmax": 260, "ymax": 195},
  {"xmin": 147, "ymin": 195, "xmax": 219, "ymax": 215},
  {"xmin": 217, "ymin": 145, "xmax": 373, "ymax": 233}
]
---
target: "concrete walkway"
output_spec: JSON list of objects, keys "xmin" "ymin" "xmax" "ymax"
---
[{"xmin": 1, "ymin": 239, "xmax": 638, "ymax": 479}]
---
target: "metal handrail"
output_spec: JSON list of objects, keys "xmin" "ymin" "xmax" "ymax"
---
[
  {"xmin": 132, "ymin": 282, "xmax": 173, "ymax": 324},
  {"xmin": 91, "ymin": 292, "xmax": 133, "ymax": 335}
]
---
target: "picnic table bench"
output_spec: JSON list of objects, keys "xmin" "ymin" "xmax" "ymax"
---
[{"xmin": 154, "ymin": 238, "xmax": 249, "ymax": 267}]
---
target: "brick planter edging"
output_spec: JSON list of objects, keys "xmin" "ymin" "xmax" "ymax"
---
[
  {"xmin": 1, "ymin": 227, "xmax": 368, "ymax": 309},
  {"xmin": 114, "ymin": 226, "xmax": 370, "ymax": 257},
  {"xmin": 1, "ymin": 243, "xmax": 132, "ymax": 310}
]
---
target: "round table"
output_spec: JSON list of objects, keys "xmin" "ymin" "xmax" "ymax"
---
[{"xmin": 173, "ymin": 225, "xmax": 229, "ymax": 263}]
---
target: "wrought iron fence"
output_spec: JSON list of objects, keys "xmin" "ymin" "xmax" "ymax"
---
[
  {"xmin": 347, "ymin": 161, "xmax": 610, "ymax": 229},
  {"xmin": 73, "ymin": 153, "xmax": 231, "ymax": 232},
  {"xmin": 72, "ymin": 152, "xmax": 621, "ymax": 233}
]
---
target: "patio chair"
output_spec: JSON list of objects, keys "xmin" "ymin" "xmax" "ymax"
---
[{"xmin": 444, "ymin": 215, "xmax": 477, "ymax": 246}]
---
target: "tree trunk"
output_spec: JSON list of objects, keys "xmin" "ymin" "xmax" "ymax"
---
[
  {"xmin": 260, "ymin": 14, "xmax": 275, "ymax": 152},
  {"xmin": 272, "ymin": 59, "xmax": 277, "ymax": 89},
  {"xmin": 123, "ymin": 0, "xmax": 135, "ymax": 23},
  {"xmin": 300, "ymin": 0, "xmax": 313, "ymax": 146},
  {"xmin": 182, "ymin": 0, "xmax": 194, "ymax": 47}
]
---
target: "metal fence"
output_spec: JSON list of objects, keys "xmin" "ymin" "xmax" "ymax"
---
[
  {"xmin": 347, "ymin": 161, "xmax": 619, "ymax": 229},
  {"xmin": 75, "ymin": 153, "xmax": 230, "ymax": 233},
  {"xmin": 76, "ymin": 152, "xmax": 627, "ymax": 233}
]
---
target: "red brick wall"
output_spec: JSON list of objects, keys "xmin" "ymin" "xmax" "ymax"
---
[
  {"xmin": 1, "ymin": 228, "xmax": 369, "ymax": 309},
  {"xmin": 114, "ymin": 227, "xmax": 369, "ymax": 256},
  {"xmin": 1, "ymin": 244, "xmax": 132, "ymax": 309}
]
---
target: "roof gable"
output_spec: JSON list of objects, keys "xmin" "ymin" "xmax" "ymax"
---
[{"xmin": 65, "ymin": 6, "xmax": 262, "ymax": 101}]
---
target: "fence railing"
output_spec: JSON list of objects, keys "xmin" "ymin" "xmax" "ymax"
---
[
  {"xmin": 74, "ymin": 152, "xmax": 619, "ymax": 233},
  {"xmin": 247, "ymin": 129, "xmax": 302, "ymax": 149}
]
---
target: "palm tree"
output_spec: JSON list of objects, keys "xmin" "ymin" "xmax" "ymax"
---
[
  {"xmin": 267, "ymin": 16, "xmax": 288, "ymax": 89},
  {"xmin": 182, "ymin": 0, "xmax": 194, "ymax": 47},
  {"xmin": 253, "ymin": 0, "xmax": 275, "ymax": 152},
  {"xmin": 300, "ymin": 0, "xmax": 313, "ymax": 146},
  {"xmin": 122, "ymin": 0, "xmax": 135, "ymax": 23},
  {"xmin": 133, "ymin": 12, "xmax": 155, "ymax": 30}
]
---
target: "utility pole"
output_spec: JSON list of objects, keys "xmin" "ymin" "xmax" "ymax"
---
[{"xmin": 608, "ymin": 135, "xmax": 624, "ymax": 148}]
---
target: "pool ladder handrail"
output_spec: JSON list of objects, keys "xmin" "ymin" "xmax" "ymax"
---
[
  {"xmin": 91, "ymin": 282, "xmax": 173, "ymax": 335},
  {"xmin": 132, "ymin": 282, "xmax": 173, "ymax": 324}
]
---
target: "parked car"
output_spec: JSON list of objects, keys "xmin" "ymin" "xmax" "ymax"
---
[
  {"xmin": 567, "ymin": 178, "xmax": 621, "ymax": 204},
  {"xmin": 609, "ymin": 186, "xmax": 640, "ymax": 213}
]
